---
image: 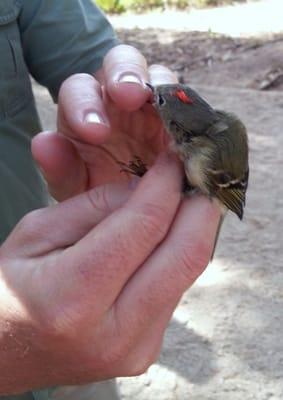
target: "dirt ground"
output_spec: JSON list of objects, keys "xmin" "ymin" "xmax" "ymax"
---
[{"xmin": 34, "ymin": 4, "xmax": 283, "ymax": 399}]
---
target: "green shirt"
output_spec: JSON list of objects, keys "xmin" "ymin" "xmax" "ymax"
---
[
  {"xmin": 0, "ymin": 0, "xmax": 118, "ymax": 243},
  {"xmin": 0, "ymin": 0, "xmax": 118, "ymax": 398}
]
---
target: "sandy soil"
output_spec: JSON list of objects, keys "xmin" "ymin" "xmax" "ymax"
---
[{"xmin": 34, "ymin": 2, "xmax": 283, "ymax": 398}]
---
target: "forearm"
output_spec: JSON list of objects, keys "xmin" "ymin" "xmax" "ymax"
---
[{"xmin": 0, "ymin": 267, "xmax": 46, "ymax": 394}]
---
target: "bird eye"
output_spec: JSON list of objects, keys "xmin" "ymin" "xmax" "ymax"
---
[{"xmin": 158, "ymin": 94, "xmax": 166, "ymax": 106}]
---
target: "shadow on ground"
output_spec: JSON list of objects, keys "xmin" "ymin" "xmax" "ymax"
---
[{"xmin": 160, "ymin": 320, "xmax": 216, "ymax": 384}]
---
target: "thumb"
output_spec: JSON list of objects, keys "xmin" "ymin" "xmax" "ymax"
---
[{"xmin": 4, "ymin": 180, "xmax": 139, "ymax": 257}]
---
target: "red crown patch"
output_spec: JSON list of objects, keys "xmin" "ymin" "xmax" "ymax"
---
[{"xmin": 174, "ymin": 89, "xmax": 193, "ymax": 104}]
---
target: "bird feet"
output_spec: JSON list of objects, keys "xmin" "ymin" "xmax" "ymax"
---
[{"xmin": 117, "ymin": 156, "xmax": 148, "ymax": 177}]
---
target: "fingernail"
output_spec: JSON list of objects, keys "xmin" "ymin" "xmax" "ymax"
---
[
  {"xmin": 84, "ymin": 112, "xmax": 105, "ymax": 125},
  {"xmin": 40, "ymin": 130, "xmax": 54, "ymax": 135},
  {"xmin": 128, "ymin": 176, "xmax": 141, "ymax": 190},
  {"xmin": 118, "ymin": 73, "xmax": 143, "ymax": 86}
]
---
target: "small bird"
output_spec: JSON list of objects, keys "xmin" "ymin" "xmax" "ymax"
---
[
  {"xmin": 117, "ymin": 83, "xmax": 249, "ymax": 258},
  {"xmin": 147, "ymin": 83, "xmax": 249, "ymax": 220}
]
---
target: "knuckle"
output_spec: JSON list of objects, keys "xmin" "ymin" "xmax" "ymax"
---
[
  {"xmin": 37, "ymin": 300, "xmax": 84, "ymax": 342},
  {"xmin": 38, "ymin": 312, "xmax": 65, "ymax": 340},
  {"xmin": 127, "ymin": 361, "xmax": 150, "ymax": 377},
  {"xmin": 174, "ymin": 240, "xmax": 211, "ymax": 283},
  {"xmin": 124, "ymin": 351, "xmax": 159, "ymax": 377},
  {"xmin": 98, "ymin": 340, "xmax": 131, "ymax": 368},
  {"xmin": 60, "ymin": 73, "xmax": 92, "ymax": 89},
  {"xmin": 86, "ymin": 186, "xmax": 111, "ymax": 216},
  {"xmin": 59, "ymin": 74, "xmax": 99, "ymax": 101},
  {"xmin": 137, "ymin": 202, "xmax": 169, "ymax": 239},
  {"xmin": 16, "ymin": 209, "xmax": 45, "ymax": 237}
]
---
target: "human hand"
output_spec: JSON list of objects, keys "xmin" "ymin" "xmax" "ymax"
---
[
  {"xmin": 0, "ymin": 155, "xmax": 219, "ymax": 393},
  {"xmin": 31, "ymin": 45, "xmax": 178, "ymax": 201}
]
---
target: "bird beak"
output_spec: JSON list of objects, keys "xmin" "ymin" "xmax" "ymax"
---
[
  {"xmin": 145, "ymin": 82, "xmax": 154, "ymax": 92},
  {"xmin": 145, "ymin": 82, "xmax": 156, "ymax": 105}
]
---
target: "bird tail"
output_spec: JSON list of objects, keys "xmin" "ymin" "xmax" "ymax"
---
[{"xmin": 210, "ymin": 214, "xmax": 225, "ymax": 261}]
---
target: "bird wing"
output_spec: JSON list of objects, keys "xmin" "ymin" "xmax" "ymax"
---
[
  {"xmin": 215, "ymin": 187, "xmax": 245, "ymax": 219},
  {"xmin": 207, "ymin": 168, "xmax": 249, "ymax": 219}
]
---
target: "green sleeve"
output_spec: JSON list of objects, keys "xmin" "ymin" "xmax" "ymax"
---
[{"xmin": 18, "ymin": 0, "xmax": 119, "ymax": 101}]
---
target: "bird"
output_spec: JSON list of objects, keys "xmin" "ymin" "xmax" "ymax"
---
[{"xmin": 147, "ymin": 83, "xmax": 249, "ymax": 220}]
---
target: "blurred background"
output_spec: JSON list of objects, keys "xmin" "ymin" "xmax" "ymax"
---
[{"xmin": 34, "ymin": 0, "xmax": 283, "ymax": 398}]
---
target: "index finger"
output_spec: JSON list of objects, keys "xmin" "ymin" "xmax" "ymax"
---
[
  {"xmin": 102, "ymin": 45, "xmax": 150, "ymax": 111},
  {"xmin": 58, "ymin": 73, "xmax": 111, "ymax": 145}
]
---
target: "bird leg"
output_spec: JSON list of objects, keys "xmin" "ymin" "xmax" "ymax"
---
[{"xmin": 117, "ymin": 156, "xmax": 148, "ymax": 177}]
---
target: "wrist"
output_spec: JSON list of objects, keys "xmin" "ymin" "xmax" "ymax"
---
[{"xmin": 0, "ymin": 262, "xmax": 53, "ymax": 394}]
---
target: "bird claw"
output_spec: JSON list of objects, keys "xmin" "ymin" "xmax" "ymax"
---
[{"xmin": 117, "ymin": 156, "xmax": 148, "ymax": 177}]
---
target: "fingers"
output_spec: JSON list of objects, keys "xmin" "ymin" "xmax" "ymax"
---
[
  {"xmin": 56, "ymin": 57, "xmax": 178, "ymax": 147},
  {"xmin": 31, "ymin": 131, "xmax": 87, "ymax": 201},
  {"xmin": 102, "ymin": 45, "xmax": 150, "ymax": 111},
  {"xmin": 114, "ymin": 196, "xmax": 221, "ymax": 341},
  {"xmin": 5, "ymin": 180, "xmax": 138, "ymax": 257},
  {"xmin": 34, "ymin": 73, "xmax": 112, "ymax": 200},
  {"xmin": 51, "ymin": 153, "xmax": 183, "ymax": 325},
  {"xmin": 57, "ymin": 58, "xmax": 179, "ymax": 147},
  {"xmin": 148, "ymin": 64, "xmax": 178, "ymax": 85},
  {"xmin": 109, "ymin": 197, "xmax": 220, "ymax": 375},
  {"xmin": 58, "ymin": 73, "xmax": 110, "ymax": 145},
  {"xmin": 102, "ymin": 47, "xmax": 179, "ymax": 111}
]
